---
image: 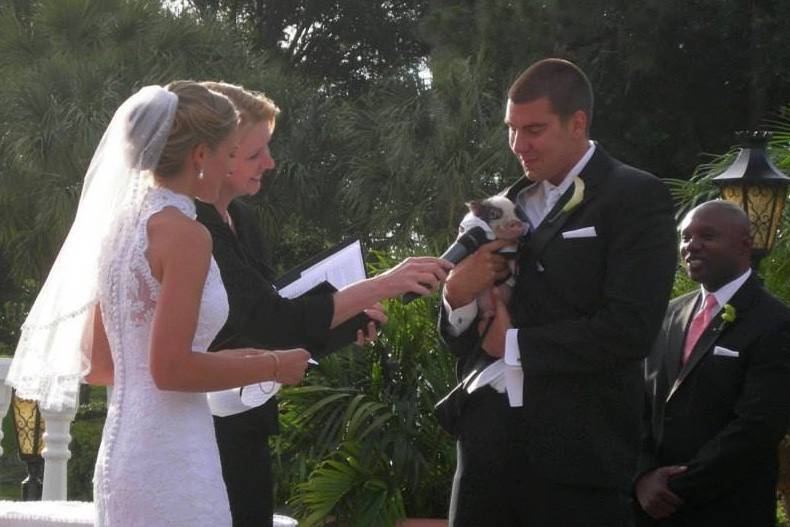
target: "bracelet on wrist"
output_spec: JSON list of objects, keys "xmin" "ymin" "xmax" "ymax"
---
[{"xmin": 265, "ymin": 351, "xmax": 280, "ymax": 382}]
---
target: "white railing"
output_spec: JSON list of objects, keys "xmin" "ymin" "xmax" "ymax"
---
[{"xmin": 0, "ymin": 357, "xmax": 77, "ymax": 501}]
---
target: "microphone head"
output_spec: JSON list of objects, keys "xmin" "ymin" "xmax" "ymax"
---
[{"xmin": 457, "ymin": 226, "xmax": 490, "ymax": 251}]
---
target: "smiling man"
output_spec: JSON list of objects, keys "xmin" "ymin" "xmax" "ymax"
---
[
  {"xmin": 636, "ymin": 200, "xmax": 790, "ymax": 526},
  {"xmin": 439, "ymin": 58, "xmax": 678, "ymax": 526}
]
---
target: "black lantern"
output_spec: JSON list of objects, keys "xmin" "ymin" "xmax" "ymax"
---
[
  {"xmin": 10, "ymin": 390, "xmax": 45, "ymax": 501},
  {"xmin": 712, "ymin": 131, "xmax": 790, "ymax": 267}
]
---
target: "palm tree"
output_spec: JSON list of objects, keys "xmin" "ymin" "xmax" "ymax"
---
[{"xmin": 0, "ymin": 0, "xmax": 298, "ymax": 281}]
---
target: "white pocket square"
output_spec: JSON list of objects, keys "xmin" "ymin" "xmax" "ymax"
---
[
  {"xmin": 713, "ymin": 345, "xmax": 740, "ymax": 358},
  {"xmin": 562, "ymin": 226, "xmax": 597, "ymax": 239}
]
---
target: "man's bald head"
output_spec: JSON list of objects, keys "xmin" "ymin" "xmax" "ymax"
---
[
  {"xmin": 679, "ymin": 200, "xmax": 752, "ymax": 291},
  {"xmin": 688, "ymin": 200, "xmax": 751, "ymax": 238}
]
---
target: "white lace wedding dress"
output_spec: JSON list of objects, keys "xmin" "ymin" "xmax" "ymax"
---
[{"xmin": 93, "ymin": 187, "xmax": 232, "ymax": 526}]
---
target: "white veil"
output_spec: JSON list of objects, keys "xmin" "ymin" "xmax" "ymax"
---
[{"xmin": 6, "ymin": 86, "xmax": 178, "ymax": 411}]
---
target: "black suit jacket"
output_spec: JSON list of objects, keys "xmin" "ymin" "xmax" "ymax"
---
[
  {"xmin": 639, "ymin": 274, "xmax": 790, "ymax": 526},
  {"xmin": 440, "ymin": 145, "xmax": 678, "ymax": 488},
  {"xmin": 196, "ymin": 200, "xmax": 335, "ymax": 436}
]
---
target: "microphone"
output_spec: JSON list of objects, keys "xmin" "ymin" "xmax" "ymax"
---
[{"xmin": 402, "ymin": 226, "xmax": 491, "ymax": 303}]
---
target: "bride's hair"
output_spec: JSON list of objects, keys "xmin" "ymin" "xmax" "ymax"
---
[
  {"xmin": 154, "ymin": 80, "xmax": 238, "ymax": 178},
  {"xmin": 201, "ymin": 81, "xmax": 280, "ymax": 131}
]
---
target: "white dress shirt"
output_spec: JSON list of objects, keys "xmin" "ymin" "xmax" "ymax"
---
[{"xmin": 698, "ymin": 268, "xmax": 751, "ymax": 317}]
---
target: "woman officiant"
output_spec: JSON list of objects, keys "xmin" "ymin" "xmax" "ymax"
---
[{"xmin": 196, "ymin": 82, "xmax": 452, "ymax": 527}]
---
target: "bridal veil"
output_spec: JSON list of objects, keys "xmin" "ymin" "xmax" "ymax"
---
[{"xmin": 6, "ymin": 86, "xmax": 178, "ymax": 410}]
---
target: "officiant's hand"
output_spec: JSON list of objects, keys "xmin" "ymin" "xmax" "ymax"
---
[
  {"xmin": 273, "ymin": 348, "xmax": 311, "ymax": 385},
  {"xmin": 444, "ymin": 240, "xmax": 511, "ymax": 308},
  {"xmin": 377, "ymin": 256, "xmax": 454, "ymax": 297},
  {"xmin": 481, "ymin": 289, "xmax": 510, "ymax": 358},
  {"xmin": 355, "ymin": 304, "xmax": 388, "ymax": 345}
]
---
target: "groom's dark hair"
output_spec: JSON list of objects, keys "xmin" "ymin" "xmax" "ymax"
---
[{"xmin": 508, "ymin": 58, "xmax": 593, "ymax": 132}]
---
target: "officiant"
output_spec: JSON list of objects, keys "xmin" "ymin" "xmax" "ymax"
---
[{"xmin": 195, "ymin": 82, "xmax": 452, "ymax": 527}]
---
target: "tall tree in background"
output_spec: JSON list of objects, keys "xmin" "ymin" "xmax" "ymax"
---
[
  {"xmin": 422, "ymin": 0, "xmax": 790, "ymax": 180},
  {"xmin": 186, "ymin": 0, "xmax": 430, "ymax": 95},
  {"xmin": 0, "ymin": 0, "xmax": 307, "ymax": 281}
]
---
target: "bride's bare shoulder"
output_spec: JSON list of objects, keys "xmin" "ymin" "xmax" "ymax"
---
[{"xmin": 146, "ymin": 208, "xmax": 212, "ymax": 277}]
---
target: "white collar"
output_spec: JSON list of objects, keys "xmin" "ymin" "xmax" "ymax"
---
[
  {"xmin": 542, "ymin": 140, "xmax": 596, "ymax": 195},
  {"xmin": 700, "ymin": 268, "xmax": 752, "ymax": 311}
]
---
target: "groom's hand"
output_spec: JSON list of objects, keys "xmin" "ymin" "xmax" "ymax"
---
[
  {"xmin": 444, "ymin": 240, "xmax": 510, "ymax": 308},
  {"xmin": 635, "ymin": 465, "xmax": 687, "ymax": 519},
  {"xmin": 481, "ymin": 289, "xmax": 510, "ymax": 358}
]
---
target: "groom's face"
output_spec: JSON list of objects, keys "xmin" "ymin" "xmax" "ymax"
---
[{"xmin": 506, "ymin": 97, "xmax": 587, "ymax": 186}]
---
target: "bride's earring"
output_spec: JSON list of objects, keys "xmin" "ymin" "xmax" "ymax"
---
[{"xmin": 197, "ymin": 168, "xmax": 204, "ymax": 180}]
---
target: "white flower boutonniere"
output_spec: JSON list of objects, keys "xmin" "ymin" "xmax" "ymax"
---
[{"xmin": 561, "ymin": 176, "xmax": 586, "ymax": 214}]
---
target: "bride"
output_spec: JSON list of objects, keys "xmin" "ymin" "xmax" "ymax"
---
[{"xmin": 6, "ymin": 81, "xmax": 310, "ymax": 526}]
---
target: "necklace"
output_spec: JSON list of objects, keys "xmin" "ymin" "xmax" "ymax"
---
[{"xmin": 222, "ymin": 210, "xmax": 235, "ymax": 233}]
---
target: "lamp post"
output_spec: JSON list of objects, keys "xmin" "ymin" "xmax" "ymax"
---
[
  {"xmin": 10, "ymin": 390, "xmax": 45, "ymax": 501},
  {"xmin": 711, "ymin": 131, "xmax": 790, "ymax": 268}
]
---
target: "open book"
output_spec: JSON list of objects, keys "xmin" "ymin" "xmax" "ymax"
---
[{"xmin": 274, "ymin": 238, "xmax": 366, "ymax": 298}]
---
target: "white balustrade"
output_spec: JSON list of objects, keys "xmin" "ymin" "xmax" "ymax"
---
[{"xmin": 40, "ymin": 404, "xmax": 78, "ymax": 502}]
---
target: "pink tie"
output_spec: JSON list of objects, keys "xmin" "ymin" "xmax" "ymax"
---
[{"xmin": 682, "ymin": 294, "xmax": 718, "ymax": 365}]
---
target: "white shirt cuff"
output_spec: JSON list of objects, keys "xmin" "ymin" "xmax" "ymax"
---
[
  {"xmin": 503, "ymin": 329, "xmax": 523, "ymax": 407},
  {"xmin": 504, "ymin": 328, "xmax": 521, "ymax": 366},
  {"xmin": 442, "ymin": 294, "xmax": 478, "ymax": 337}
]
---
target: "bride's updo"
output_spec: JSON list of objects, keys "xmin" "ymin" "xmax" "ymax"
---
[{"xmin": 154, "ymin": 80, "xmax": 238, "ymax": 178}]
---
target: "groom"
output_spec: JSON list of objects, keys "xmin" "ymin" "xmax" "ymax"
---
[{"xmin": 439, "ymin": 58, "xmax": 678, "ymax": 525}]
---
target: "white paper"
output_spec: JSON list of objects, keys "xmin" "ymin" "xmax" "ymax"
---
[
  {"xmin": 208, "ymin": 382, "xmax": 281, "ymax": 417},
  {"xmin": 277, "ymin": 240, "xmax": 366, "ymax": 299}
]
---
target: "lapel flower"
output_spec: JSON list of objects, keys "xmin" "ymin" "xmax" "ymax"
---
[
  {"xmin": 561, "ymin": 175, "xmax": 586, "ymax": 214},
  {"xmin": 721, "ymin": 303, "xmax": 736, "ymax": 323}
]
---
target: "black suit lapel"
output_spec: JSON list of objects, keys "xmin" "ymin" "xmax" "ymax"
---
[{"xmin": 665, "ymin": 293, "xmax": 700, "ymax": 391}]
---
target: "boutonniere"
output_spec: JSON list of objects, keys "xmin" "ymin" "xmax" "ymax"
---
[
  {"xmin": 562, "ymin": 175, "xmax": 586, "ymax": 214},
  {"xmin": 547, "ymin": 176, "xmax": 586, "ymax": 223},
  {"xmin": 714, "ymin": 303, "xmax": 736, "ymax": 332},
  {"xmin": 721, "ymin": 303, "xmax": 736, "ymax": 323}
]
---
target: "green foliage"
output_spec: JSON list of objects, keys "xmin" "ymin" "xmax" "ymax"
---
[
  {"xmin": 274, "ymin": 253, "xmax": 456, "ymax": 525},
  {"xmin": 67, "ymin": 401, "xmax": 106, "ymax": 500},
  {"xmin": 335, "ymin": 59, "xmax": 517, "ymax": 251},
  {"xmin": 0, "ymin": 279, "xmax": 36, "ymax": 355}
]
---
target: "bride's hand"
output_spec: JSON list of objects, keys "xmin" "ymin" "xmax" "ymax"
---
[{"xmin": 270, "ymin": 348, "xmax": 311, "ymax": 385}]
